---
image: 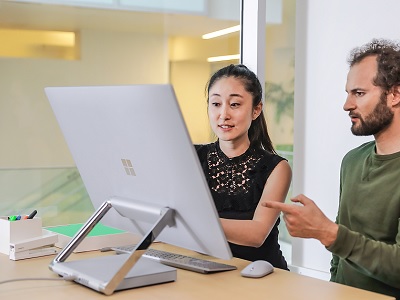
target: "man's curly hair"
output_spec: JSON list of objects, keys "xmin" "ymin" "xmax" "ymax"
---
[{"xmin": 348, "ymin": 38, "xmax": 400, "ymax": 93}]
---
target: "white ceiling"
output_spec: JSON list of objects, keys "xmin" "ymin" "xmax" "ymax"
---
[{"xmin": 0, "ymin": 1, "xmax": 238, "ymax": 36}]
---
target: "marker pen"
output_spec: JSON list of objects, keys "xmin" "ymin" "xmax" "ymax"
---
[{"xmin": 27, "ymin": 210, "xmax": 37, "ymax": 219}]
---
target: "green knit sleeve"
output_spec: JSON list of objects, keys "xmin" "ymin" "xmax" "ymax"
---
[
  {"xmin": 327, "ymin": 223, "xmax": 400, "ymax": 289},
  {"xmin": 329, "ymin": 253, "xmax": 339, "ymax": 282}
]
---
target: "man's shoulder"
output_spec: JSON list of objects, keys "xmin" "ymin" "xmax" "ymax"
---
[
  {"xmin": 346, "ymin": 141, "xmax": 375, "ymax": 155},
  {"xmin": 344, "ymin": 141, "xmax": 375, "ymax": 158}
]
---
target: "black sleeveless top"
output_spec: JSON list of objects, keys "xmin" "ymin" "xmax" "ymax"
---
[{"xmin": 195, "ymin": 141, "xmax": 288, "ymax": 270}]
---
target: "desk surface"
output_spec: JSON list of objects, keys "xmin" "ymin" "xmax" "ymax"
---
[{"xmin": 0, "ymin": 243, "xmax": 394, "ymax": 300}]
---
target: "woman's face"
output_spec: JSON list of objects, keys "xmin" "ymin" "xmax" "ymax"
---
[{"xmin": 208, "ymin": 76, "xmax": 261, "ymax": 145}]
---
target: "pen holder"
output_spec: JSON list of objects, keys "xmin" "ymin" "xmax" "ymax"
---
[{"xmin": 0, "ymin": 216, "xmax": 42, "ymax": 255}]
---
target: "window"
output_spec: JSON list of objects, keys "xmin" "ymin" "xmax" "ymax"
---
[{"xmin": 0, "ymin": 1, "xmax": 295, "ymax": 265}]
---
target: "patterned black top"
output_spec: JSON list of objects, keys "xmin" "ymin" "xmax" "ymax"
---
[{"xmin": 195, "ymin": 141, "xmax": 288, "ymax": 270}]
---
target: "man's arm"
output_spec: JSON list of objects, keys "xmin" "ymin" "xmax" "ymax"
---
[
  {"xmin": 264, "ymin": 195, "xmax": 400, "ymax": 289},
  {"xmin": 327, "ymin": 223, "xmax": 400, "ymax": 289},
  {"xmin": 329, "ymin": 215, "xmax": 340, "ymax": 282},
  {"xmin": 329, "ymin": 253, "xmax": 339, "ymax": 282},
  {"xmin": 263, "ymin": 194, "xmax": 338, "ymax": 247}
]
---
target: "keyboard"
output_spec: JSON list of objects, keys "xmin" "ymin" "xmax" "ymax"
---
[{"xmin": 112, "ymin": 245, "xmax": 237, "ymax": 274}]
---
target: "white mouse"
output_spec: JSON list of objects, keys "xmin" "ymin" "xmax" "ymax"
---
[{"xmin": 240, "ymin": 260, "xmax": 274, "ymax": 278}]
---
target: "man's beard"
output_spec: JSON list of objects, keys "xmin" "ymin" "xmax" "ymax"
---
[{"xmin": 350, "ymin": 92, "xmax": 394, "ymax": 136}]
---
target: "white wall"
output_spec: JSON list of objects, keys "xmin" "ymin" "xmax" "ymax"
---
[
  {"xmin": 293, "ymin": 0, "xmax": 399, "ymax": 275},
  {"xmin": 170, "ymin": 61, "xmax": 212, "ymax": 143},
  {"xmin": 0, "ymin": 29, "xmax": 168, "ymax": 169}
]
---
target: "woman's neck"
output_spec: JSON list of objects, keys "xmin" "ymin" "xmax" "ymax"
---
[{"xmin": 218, "ymin": 138, "xmax": 250, "ymax": 158}]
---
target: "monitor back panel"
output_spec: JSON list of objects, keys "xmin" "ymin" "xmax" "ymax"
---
[{"xmin": 45, "ymin": 84, "xmax": 232, "ymax": 260}]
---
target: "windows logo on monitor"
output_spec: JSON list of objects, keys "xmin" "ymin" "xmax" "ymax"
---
[{"xmin": 121, "ymin": 159, "xmax": 136, "ymax": 176}]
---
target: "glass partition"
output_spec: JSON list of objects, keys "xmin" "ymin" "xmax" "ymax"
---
[
  {"xmin": 0, "ymin": 167, "xmax": 92, "ymax": 226},
  {"xmin": 0, "ymin": 0, "xmax": 240, "ymax": 225},
  {"xmin": 0, "ymin": 0, "xmax": 294, "ymax": 263},
  {"xmin": 264, "ymin": 0, "xmax": 296, "ymax": 264},
  {"xmin": 0, "ymin": 0, "xmax": 241, "ymax": 170}
]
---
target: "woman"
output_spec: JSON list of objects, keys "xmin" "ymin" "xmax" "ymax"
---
[{"xmin": 196, "ymin": 64, "xmax": 291, "ymax": 270}]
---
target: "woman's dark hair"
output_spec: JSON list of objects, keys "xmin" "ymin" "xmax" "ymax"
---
[
  {"xmin": 348, "ymin": 38, "xmax": 400, "ymax": 93},
  {"xmin": 205, "ymin": 64, "xmax": 276, "ymax": 153}
]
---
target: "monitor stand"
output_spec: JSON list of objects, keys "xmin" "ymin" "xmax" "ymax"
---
[{"xmin": 49, "ymin": 197, "xmax": 177, "ymax": 295}]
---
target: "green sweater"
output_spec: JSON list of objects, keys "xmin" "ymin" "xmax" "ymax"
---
[{"xmin": 327, "ymin": 141, "xmax": 400, "ymax": 299}]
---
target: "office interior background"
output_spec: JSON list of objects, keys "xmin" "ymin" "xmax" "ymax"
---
[
  {"xmin": 4, "ymin": 0, "xmax": 396, "ymax": 282},
  {"xmin": 0, "ymin": 0, "xmax": 295, "ymax": 265}
]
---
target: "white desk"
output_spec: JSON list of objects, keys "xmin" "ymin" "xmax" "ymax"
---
[{"xmin": 0, "ymin": 243, "xmax": 395, "ymax": 300}]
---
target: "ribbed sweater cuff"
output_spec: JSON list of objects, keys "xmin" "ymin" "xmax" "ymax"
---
[{"xmin": 326, "ymin": 224, "xmax": 357, "ymax": 258}]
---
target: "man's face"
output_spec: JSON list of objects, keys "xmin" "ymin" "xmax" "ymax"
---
[{"xmin": 344, "ymin": 56, "xmax": 393, "ymax": 136}]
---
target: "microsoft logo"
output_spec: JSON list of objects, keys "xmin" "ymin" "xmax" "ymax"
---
[{"xmin": 121, "ymin": 159, "xmax": 136, "ymax": 176}]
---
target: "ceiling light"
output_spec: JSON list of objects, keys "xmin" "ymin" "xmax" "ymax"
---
[
  {"xmin": 207, "ymin": 54, "xmax": 240, "ymax": 63},
  {"xmin": 202, "ymin": 25, "xmax": 240, "ymax": 39}
]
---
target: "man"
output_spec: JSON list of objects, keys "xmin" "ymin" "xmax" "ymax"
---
[{"xmin": 264, "ymin": 39, "xmax": 400, "ymax": 299}]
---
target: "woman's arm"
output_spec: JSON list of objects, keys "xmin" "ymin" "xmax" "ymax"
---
[{"xmin": 220, "ymin": 160, "xmax": 292, "ymax": 247}]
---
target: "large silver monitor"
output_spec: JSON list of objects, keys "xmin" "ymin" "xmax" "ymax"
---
[{"xmin": 45, "ymin": 85, "xmax": 232, "ymax": 293}]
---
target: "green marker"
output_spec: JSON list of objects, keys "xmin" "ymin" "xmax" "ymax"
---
[{"xmin": 8, "ymin": 215, "xmax": 17, "ymax": 221}]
